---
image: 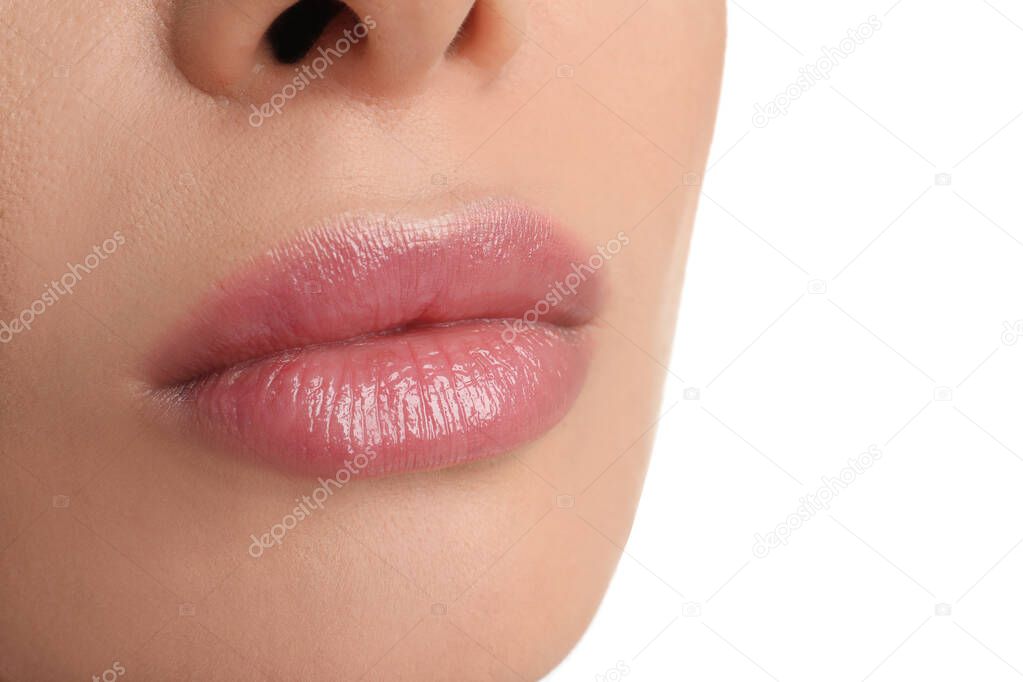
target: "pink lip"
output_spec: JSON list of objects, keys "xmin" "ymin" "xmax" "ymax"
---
[{"xmin": 150, "ymin": 199, "xmax": 601, "ymax": 477}]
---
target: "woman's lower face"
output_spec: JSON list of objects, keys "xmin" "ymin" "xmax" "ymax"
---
[{"xmin": 0, "ymin": 1, "xmax": 724, "ymax": 678}]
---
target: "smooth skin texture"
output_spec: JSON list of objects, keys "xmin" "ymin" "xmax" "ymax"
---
[{"xmin": 0, "ymin": 1, "xmax": 724, "ymax": 679}]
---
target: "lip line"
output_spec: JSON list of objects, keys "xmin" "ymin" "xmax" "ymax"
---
[{"xmin": 161, "ymin": 316, "xmax": 591, "ymax": 391}]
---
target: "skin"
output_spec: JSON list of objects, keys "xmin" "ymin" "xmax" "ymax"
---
[{"xmin": 0, "ymin": 0, "xmax": 724, "ymax": 679}]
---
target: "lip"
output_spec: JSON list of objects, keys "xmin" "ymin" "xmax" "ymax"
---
[{"xmin": 149, "ymin": 199, "xmax": 602, "ymax": 477}]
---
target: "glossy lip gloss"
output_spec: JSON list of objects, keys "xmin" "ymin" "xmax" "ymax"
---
[{"xmin": 148, "ymin": 199, "xmax": 603, "ymax": 477}]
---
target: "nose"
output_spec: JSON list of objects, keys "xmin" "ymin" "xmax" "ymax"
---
[{"xmin": 173, "ymin": 0, "xmax": 526, "ymax": 96}]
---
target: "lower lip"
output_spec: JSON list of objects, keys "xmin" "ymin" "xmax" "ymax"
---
[{"xmin": 180, "ymin": 321, "xmax": 590, "ymax": 477}]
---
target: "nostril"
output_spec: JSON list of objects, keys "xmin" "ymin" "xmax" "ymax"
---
[
  {"xmin": 174, "ymin": 0, "xmax": 523, "ymax": 97},
  {"xmin": 266, "ymin": 0, "xmax": 356, "ymax": 64},
  {"xmin": 446, "ymin": 2, "xmax": 479, "ymax": 56}
]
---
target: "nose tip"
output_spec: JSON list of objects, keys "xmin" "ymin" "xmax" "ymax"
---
[{"xmin": 173, "ymin": 0, "xmax": 526, "ymax": 98}]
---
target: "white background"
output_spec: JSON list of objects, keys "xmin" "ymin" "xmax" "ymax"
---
[{"xmin": 553, "ymin": 1, "xmax": 1023, "ymax": 679}]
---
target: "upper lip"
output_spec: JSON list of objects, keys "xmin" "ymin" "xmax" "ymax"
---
[{"xmin": 149, "ymin": 198, "xmax": 602, "ymax": 388}]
